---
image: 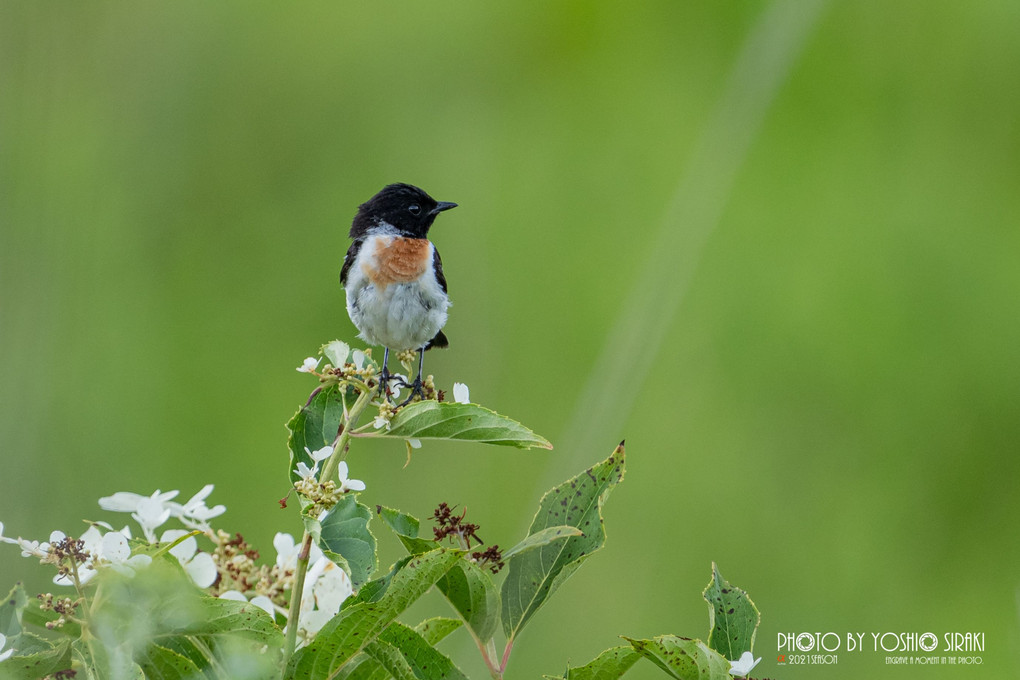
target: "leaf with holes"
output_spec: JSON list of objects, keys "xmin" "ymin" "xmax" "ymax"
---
[
  {"xmin": 501, "ymin": 443, "xmax": 625, "ymax": 641},
  {"xmin": 624, "ymin": 636, "xmax": 731, "ymax": 680},
  {"xmin": 703, "ymin": 563, "xmax": 759, "ymax": 661}
]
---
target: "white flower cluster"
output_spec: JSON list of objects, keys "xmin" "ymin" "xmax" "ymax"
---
[
  {"xmin": 219, "ymin": 532, "xmax": 353, "ymax": 644},
  {"xmin": 1, "ymin": 485, "xmax": 225, "ymax": 590}
]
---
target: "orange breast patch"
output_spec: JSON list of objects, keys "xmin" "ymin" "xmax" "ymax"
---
[{"xmin": 363, "ymin": 237, "xmax": 431, "ymax": 288}]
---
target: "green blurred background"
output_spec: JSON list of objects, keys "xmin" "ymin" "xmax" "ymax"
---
[{"xmin": 2, "ymin": 1, "xmax": 1017, "ymax": 678}]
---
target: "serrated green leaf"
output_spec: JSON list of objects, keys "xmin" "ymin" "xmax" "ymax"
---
[
  {"xmin": 375, "ymin": 506, "xmax": 436, "ymax": 556},
  {"xmin": 412, "ymin": 617, "xmax": 463, "ymax": 646},
  {"xmin": 363, "ymin": 401, "xmax": 553, "ymax": 449},
  {"xmin": 288, "ymin": 548, "xmax": 462, "ymax": 680},
  {"xmin": 543, "ymin": 645, "xmax": 642, "ymax": 680},
  {"xmin": 501, "ymin": 444, "xmax": 625, "ymax": 641},
  {"xmin": 502, "ymin": 525, "xmax": 583, "ymax": 560},
  {"xmin": 138, "ymin": 643, "xmax": 202, "ymax": 679},
  {"xmin": 624, "ymin": 636, "xmax": 731, "ymax": 680},
  {"xmin": 288, "ymin": 386, "xmax": 346, "ymax": 484},
  {"xmin": 0, "ymin": 639, "xmax": 72, "ymax": 680},
  {"xmin": 319, "ymin": 495, "xmax": 377, "ymax": 589},
  {"xmin": 9, "ymin": 631, "xmax": 52, "ymax": 657},
  {"xmin": 375, "ymin": 506, "xmax": 420, "ymax": 539},
  {"xmin": 378, "ymin": 622, "xmax": 468, "ymax": 680},
  {"xmin": 436, "ymin": 561, "xmax": 500, "ymax": 645},
  {"xmin": 703, "ymin": 563, "xmax": 759, "ymax": 662}
]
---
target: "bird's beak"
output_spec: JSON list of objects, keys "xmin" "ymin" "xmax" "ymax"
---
[{"xmin": 429, "ymin": 201, "xmax": 458, "ymax": 215}]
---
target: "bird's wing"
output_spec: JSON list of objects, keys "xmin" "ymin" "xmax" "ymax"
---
[
  {"xmin": 432, "ymin": 246, "xmax": 447, "ymax": 294},
  {"xmin": 339, "ymin": 240, "xmax": 360, "ymax": 286}
]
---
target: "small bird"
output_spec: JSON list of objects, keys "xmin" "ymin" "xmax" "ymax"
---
[{"xmin": 340, "ymin": 183, "xmax": 457, "ymax": 403}]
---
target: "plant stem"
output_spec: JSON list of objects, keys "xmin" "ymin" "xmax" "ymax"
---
[
  {"xmin": 500, "ymin": 640, "xmax": 514, "ymax": 674},
  {"xmin": 480, "ymin": 638, "xmax": 502, "ymax": 680},
  {"xmin": 321, "ymin": 386, "xmax": 375, "ymax": 481},
  {"xmin": 281, "ymin": 385, "xmax": 375, "ymax": 670},
  {"xmin": 282, "ymin": 531, "xmax": 314, "ymax": 669}
]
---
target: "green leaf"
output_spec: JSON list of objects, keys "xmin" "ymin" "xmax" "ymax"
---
[
  {"xmin": 138, "ymin": 643, "xmax": 203, "ymax": 679},
  {"xmin": 413, "ymin": 617, "xmax": 463, "ymax": 646},
  {"xmin": 9, "ymin": 632, "xmax": 52, "ymax": 657},
  {"xmin": 363, "ymin": 401, "xmax": 553, "ymax": 449},
  {"xmin": 0, "ymin": 583, "xmax": 27, "ymax": 638},
  {"xmin": 0, "ymin": 639, "xmax": 72, "ymax": 680},
  {"xmin": 375, "ymin": 506, "xmax": 437, "ymax": 556},
  {"xmin": 319, "ymin": 495, "xmax": 377, "ymax": 588},
  {"xmin": 703, "ymin": 563, "xmax": 759, "ymax": 661},
  {"xmin": 543, "ymin": 646, "xmax": 642, "ymax": 680},
  {"xmin": 436, "ymin": 561, "xmax": 500, "ymax": 645},
  {"xmin": 376, "ymin": 507, "xmax": 498, "ymax": 645},
  {"xmin": 378, "ymin": 622, "xmax": 468, "ymax": 680},
  {"xmin": 364, "ymin": 639, "xmax": 418, "ymax": 680},
  {"xmin": 288, "ymin": 548, "xmax": 463, "ymax": 680},
  {"xmin": 375, "ymin": 506, "xmax": 420, "ymax": 539},
  {"xmin": 501, "ymin": 443, "xmax": 625, "ymax": 641},
  {"xmin": 502, "ymin": 525, "xmax": 583, "ymax": 560},
  {"xmin": 624, "ymin": 636, "xmax": 731, "ymax": 680},
  {"xmin": 84, "ymin": 561, "xmax": 282, "ymax": 680},
  {"xmin": 288, "ymin": 385, "xmax": 346, "ymax": 484}
]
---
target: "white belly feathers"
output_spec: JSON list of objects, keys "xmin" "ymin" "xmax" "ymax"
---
[{"xmin": 345, "ymin": 235, "xmax": 449, "ymax": 351}]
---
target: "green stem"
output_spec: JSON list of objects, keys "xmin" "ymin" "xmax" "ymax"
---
[
  {"xmin": 282, "ymin": 532, "xmax": 315, "ymax": 669},
  {"xmin": 281, "ymin": 386, "xmax": 375, "ymax": 671},
  {"xmin": 321, "ymin": 386, "xmax": 375, "ymax": 481}
]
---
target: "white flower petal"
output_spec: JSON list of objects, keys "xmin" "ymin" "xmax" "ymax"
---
[
  {"xmin": 274, "ymin": 533, "xmax": 298, "ymax": 568},
  {"xmin": 299, "ymin": 607, "xmax": 334, "ymax": 636},
  {"xmin": 80, "ymin": 526, "xmax": 104, "ymax": 552},
  {"xmin": 343, "ymin": 479, "xmax": 366, "ymax": 492},
  {"xmin": 219, "ymin": 590, "xmax": 247, "ymax": 602},
  {"xmin": 162, "ymin": 531, "xmax": 198, "ymax": 562},
  {"xmin": 297, "ymin": 357, "xmax": 320, "ymax": 373},
  {"xmin": 98, "ymin": 491, "xmax": 146, "ymax": 512},
  {"xmin": 101, "ymin": 531, "xmax": 131, "ymax": 562},
  {"xmin": 351, "ymin": 350, "xmax": 366, "ymax": 370},
  {"xmin": 313, "ymin": 564, "xmax": 352, "ymax": 614},
  {"xmin": 250, "ymin": 595, "xmax": 276, "ymax": 617},
  {"xmin": 729, "ymin": 651, "xmax": 761, "ymax": 677},
  {"xmin": 49, "ymin": 530, "xmax": 66, "ymax": 543},
  {"xmin": 308, "ymin": 446, "xmax": 333, "ymax": 462},
  {"xmin": 184, "ymin": 484, "xmax": 215, "ymax": 508},
  {"xmin": 191, "ymin": 504, "xmax": 226, "ymax": 521},
  {"xmin": 185, "ymin": 552, "xmax": 217, "ymax": 588},
  {"xmin": 407, "ymin": 438, "xmax": 422, "ymax": 449},
  {"xmin": 453, "ymin": 382, "xmax": 470, "ymax": 404}
]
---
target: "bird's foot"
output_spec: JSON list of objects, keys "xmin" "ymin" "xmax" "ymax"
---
[
  {"xmin": 377, "ymin": 366, "xmax": 394, "ymax": 401},
  {"xmin": 395, "ymin": 376, "xmax": 427, "ymax": 407}
]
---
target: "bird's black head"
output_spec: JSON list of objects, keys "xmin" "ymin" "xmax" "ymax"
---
[{"xmin": 349, "ymin": 183, "xmax": 457, "ymax": 240}]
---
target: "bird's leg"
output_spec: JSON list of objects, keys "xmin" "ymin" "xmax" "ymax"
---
[
  {"xmin": 397, "ymin": 348, "xmax": 427, "ymax": 407},
  {"xmin": 377, "ymin": 347, "xmax": 392, "ymax": 399}
]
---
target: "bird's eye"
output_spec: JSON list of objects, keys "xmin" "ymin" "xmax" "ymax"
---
[{"xmin": 408, "ymin": 204, "xmax": 421, "ymax": 215}]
